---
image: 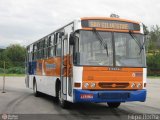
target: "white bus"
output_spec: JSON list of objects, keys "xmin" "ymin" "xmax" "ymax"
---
[{"xmin": 26, "ymin": 16, "xmax": 147, "ymax": 108}]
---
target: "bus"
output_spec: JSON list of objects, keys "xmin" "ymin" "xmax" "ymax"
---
[{"xmin": 25, "ymin": 16, "xmax": 147, "ymax": 108}]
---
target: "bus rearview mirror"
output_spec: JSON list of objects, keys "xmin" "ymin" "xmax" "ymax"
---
[{"xmin": 69, "ymin": 33, "xmax": 75, "ymax": 45}]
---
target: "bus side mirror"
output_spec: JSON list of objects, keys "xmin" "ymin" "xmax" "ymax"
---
[
  {"xmin": 143, "ymin": 24, "xmax": 149, "ymax": 35},
  {"xmin": 69, "ymin": 33, "xmax": 79, "ymax": 45},
  {"xmin": 69, "ymin": 33, "xmax": 75, "ymax": 45}
]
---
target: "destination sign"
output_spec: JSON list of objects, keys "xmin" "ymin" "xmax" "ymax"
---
[{"xmin": 81, "ymin": 20, "xmax": 140, "ymax": 31}]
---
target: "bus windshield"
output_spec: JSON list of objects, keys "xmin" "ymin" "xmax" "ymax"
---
[{"xmin": 74, "ymin": 30, "xmax": 146, "ymax": 67}]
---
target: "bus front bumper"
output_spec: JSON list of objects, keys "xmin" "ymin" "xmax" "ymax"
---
[{"xmin": 73, "ymin": 89, "xmax": 146, "ymax": 103}]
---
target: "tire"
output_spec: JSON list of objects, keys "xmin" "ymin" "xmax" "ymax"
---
[
  {"xmin": 33, "ymin": 81, "xmax": 40, "ymax": 97},
  {"xmin": 58, "ymin": 88, "xmax": 70, "ymax": 109},
  {"xmin": 107, "ymin": 102, "xmax": 121, "ymax": 108},
  {"xmin": 53, "ymin": 81, "xmax": 60, "ymax": 103}
]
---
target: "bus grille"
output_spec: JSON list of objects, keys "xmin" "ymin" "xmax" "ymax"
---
[
  {"xmin": 98, "ymin": 93, "xmax": 130, "ymax": 100},
  {"xmin": 98, "ymin": 82, "xmax": 129, "ymax": 88}
]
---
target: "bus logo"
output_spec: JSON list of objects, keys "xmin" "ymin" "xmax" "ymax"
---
[{"xmin": 108, "ymin": 67, "xmax": 121, "ymax": 71}]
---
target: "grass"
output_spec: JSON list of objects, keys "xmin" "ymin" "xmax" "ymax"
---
[
  {"xmin": 147, "ymin": 76, "xmax": 160, "ymax": 79},
  {"xmin": 0, "ymin": 74, "xmax": 25, "ymax": 77}
]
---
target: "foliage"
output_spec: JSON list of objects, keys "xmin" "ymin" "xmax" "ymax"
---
[
  {"xmin": 146, "ymin": 25, "xmax": 160, "ymax": 76},
  {"xmin": 0, "ymin": 68, "xmax": 4, "ymax": 74},
  {"xmin": 147, "ymin": 53, "xmax": 160, "ymax": 76},
  {"xmin": 6, "ymin": 67, "xmax": 25, "ymax": 74},
  {"xmin": 0, "ymin": 44, "xmax": 26, "ymax": 67},
  {"xmin": 148, "ymin": 25, "xmax": 160, "ymax": 54},
  {"xmin": 4, "ymin": 44, "xmax": 26, "ymax": 67},
  {"xmin": 0, "ymin": 44, "xmax": 26, "ymax": 74}
]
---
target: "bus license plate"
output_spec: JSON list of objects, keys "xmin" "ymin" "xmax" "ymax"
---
[{"xmin": 80, "ymin": 94, "xmax": 93, "ymax": 99}]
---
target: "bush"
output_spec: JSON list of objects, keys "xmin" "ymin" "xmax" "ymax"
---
[
  {"xmin": 147, "ymin": 53, "xmax": 160, "ymax": 76},
  {"xmin": 0, "ymin": 68, "xmax": 4, "ymax": 74},
  {"xmin": 6, "ymin": 67, "xmax": 25, "ymax": 74}
]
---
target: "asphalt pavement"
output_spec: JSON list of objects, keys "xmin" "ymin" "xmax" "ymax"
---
[{"xmin": 0, "ymin": 77, "xmax": 160, "ymax": 120}]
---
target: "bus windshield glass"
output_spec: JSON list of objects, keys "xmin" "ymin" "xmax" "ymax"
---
[
  {"xmin": 114, "ymin": 32, "xmax": 146, "ymax": 67},
  {"xmin": 75, "ymin": 30, "xmax": 146, "ymax": 67},
  {"xmin": 78, "ymin": 31, "xmax": 113, "ymax": 66}
]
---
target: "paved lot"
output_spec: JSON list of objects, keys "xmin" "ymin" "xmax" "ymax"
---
[{"xmin": 0, "ymin": 77, "xmax": 160, "ymax": 120}]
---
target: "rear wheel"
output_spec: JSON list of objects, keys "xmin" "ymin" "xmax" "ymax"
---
[
  {"xmin": 33, "ymin": 81, "xmax": 40, "ymax": 97},
  {"xmin": 107, "ymin": 102, "xmax": 121, "ymax": 108}
]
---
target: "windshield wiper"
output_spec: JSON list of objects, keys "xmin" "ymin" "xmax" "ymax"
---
[
  {"xmin": 92, "ymin": 28, "xmax": 109, "ymax": 56},
  {"xmin": 129, "ymin": 30, "xmax": 144, "ymax": 54}
]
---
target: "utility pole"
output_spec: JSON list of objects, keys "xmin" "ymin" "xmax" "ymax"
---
[{"xmin": 2, "ymin": 61, "xmax": 6, "ymax": 93}]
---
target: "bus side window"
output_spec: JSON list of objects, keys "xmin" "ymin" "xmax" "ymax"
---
[
  {"xmin": 54, "ymin": 33, "xmax": 57, "ymax": 56},
  {"xmin": 41, "ymin": 40, "xmax": 44, "ymax": 59},
  {"xmin": 48, "ymin": 35, "xmax": 55, "ymax": 58},
  {"xmin": 32, "ymin": 45, "xmax": 34, "ymax": 61},
  {"xmin": 55, "ymin": 33, "xmax": 61, "ymax": 56},
  {"xmin": 44, "ymin": 38, "xmax": 48, "ymax": 58},
  {"xmin": 33, "ymin": 44, "xmax": 37, "ymax": 60},
  {"xmin": 29, "ymin": 44, "xmax": 33, "ymax": 61},
  {"xmin": 51, "ymin": 35, "xmax": 55, "ymax": 57},
  {"xmin": 41, "ymin": 39, "xmax": 47, "ymax": 58},
  {"xmin": 47, "ymin": 36, "xmax": 51, "ymax": 58},
  {"xmin": 37, "ymin": 42, "xmax": 41, "ymax": 59}
]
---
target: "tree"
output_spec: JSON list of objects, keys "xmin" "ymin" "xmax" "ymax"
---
[
  {"xmin": 4, "ymin": 44, "xmax": 26, "ymax": 67},
  {"xmin": 146, "ymin": 25, "xmax": 160, "ymax": 76},
  {"xmin": 148, "ymin": 25, "xmax": 160, "ymax": 54},
  {"xmin": 0, "ymin": 48, "xmax": 7, "ymax": 68}
]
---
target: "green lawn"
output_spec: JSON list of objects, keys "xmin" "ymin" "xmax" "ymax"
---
[
  {"xmin": 0, "ymin": 74, "xmax": 25, "ymax": 77},
  {"xmin": 147, "ymin": 76, "xmax": 160, "ymax": 79}
]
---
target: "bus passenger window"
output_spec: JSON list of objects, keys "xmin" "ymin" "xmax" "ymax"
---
[{"xmin": 55, "ymin": 33, "xmax": 61, "ymax": 56}]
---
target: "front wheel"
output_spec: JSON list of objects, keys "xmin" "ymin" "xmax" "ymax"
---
[{"xmin": 107, "ymin": 102, "xmax": 121, "ymax": 108}]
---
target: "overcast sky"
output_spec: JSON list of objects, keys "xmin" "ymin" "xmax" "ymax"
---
[{"xmin": 0, "ymin": 0, "xmax": 160, "ymax": 47}]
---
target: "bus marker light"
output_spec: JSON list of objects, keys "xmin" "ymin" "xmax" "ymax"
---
[
  {"xmin": 80, "ymin": 94, "xmax": 93, "ymax": 99},
  {"xmin": 74, "ymin": 83, "xmax": 81, "ymax": 87}
]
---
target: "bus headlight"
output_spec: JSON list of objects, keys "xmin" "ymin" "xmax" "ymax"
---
[
  {"xmin": 84, "ymin": 83, "xmax": 89, "ymax": 88},
  {"xmin": 91, "ymin": 83, "xmax": 96, "ymax": 88},
  {"xmin": 131, "ymin": 83, "xmax": 136, "ymax": 88},
  {"xmin": 137, "ymin": 83, "xmax": 141, "ymax": 88}
]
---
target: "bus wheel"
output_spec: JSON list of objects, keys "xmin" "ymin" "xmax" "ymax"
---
[
  {"xmin": 58, "ymin": 89, "xmax": 70, "ymax": 109},
  {"xmin": 33, "ymin": 81, "xmax": 40, "ymax": 97},
  {"xmin": 107, "ymin": 102, "xmax": 121, "ymax": 108}
]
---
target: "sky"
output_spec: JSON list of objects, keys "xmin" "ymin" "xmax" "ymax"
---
[{"xmin": 0, "ymin": 0, "xmax": 160, "ymax": 47}]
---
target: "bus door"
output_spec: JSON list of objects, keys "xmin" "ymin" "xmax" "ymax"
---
[{"xmin": 60, "ymin": 33, "xmax": 69, "ymax": 100}]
